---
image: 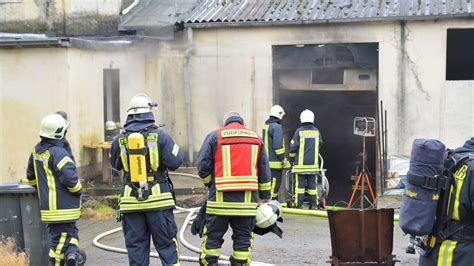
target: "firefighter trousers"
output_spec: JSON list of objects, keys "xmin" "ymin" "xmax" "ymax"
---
[
  {"xmin": 294, "ymin": 174, "xmax": 319, "ymax": 208},
  {"xmin": 122, "ymin": 208, "xmax": 180, "ymax": 265},
  {"xmin": 270, "ymin": 169, "xmax": 283, "ymax": 201},
  {"xmin": 418, "ymin": 239, "xmax": 474, "ymax": 266},
  {"xmin": 200, "ymin": 214, "xmax": 255, "ymax": 265},
  {"xmin": 47, "ymin": 222, "xmax": 80, "ymax": 266}
]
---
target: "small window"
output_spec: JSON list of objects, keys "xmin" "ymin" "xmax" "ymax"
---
[
  {"xmin": 358, "ymin": 74, "xmax": 370, "ymax": 80},
  {"xmin": 103, "ymin": 69, "xmax": 120, "ymax": 141},
  {"xmin": 312, "ymin": 68, "xmax": 344, "ymax": 84},
  {"xmin": 446, "ymin": 29, "xmax": 474, "ymax": 80}
]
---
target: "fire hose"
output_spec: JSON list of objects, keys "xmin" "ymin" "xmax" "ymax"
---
[{"xmin": 92, "ymin": 172, "xmax": 273, "ymax": 265}]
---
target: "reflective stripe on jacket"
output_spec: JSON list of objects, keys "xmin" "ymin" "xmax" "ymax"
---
[
  {"xmin": 26, "ymin": 139, "xmax": 82, "ymax": 223},
  {"xmin": 214, "ymin": 123, "xmax": 261, "ymax": 192},
  {"xmin": 289, "ymin": 124, "xmax": 322, "ymax": 173},
  {"xmin": 262, "ymin": 117, "xmax": 286, "ymax": 169},
  {"xmin": 197, "ymin": 117, "xmax": 271, "ymax": 216}
]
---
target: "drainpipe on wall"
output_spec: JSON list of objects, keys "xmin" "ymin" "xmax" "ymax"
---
[{"xmin": 184, "ymin": 27, "xmax": 194, "ymax": 165}]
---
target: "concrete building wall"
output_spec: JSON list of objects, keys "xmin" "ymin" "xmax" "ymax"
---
[
  {"xmin": 0, "ymin": 46, "xmax": 155, "ymax": 182},
  {"xmin": 0, "ymin": 0, "xmax": 126, "ymax": 35},
  {"xmin": 186, "ymin": 19, "xmax": 474, "ymax": 159}
]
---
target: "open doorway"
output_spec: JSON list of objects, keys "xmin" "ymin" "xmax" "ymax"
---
[{"xmin": 273, "ymin": 43, "xmax": 379, "ymax": 206}]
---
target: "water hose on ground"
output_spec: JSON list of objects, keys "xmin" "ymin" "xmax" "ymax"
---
[{"xmin": 92, "ymin": 171, "xmax": 398, "ymax": 264}]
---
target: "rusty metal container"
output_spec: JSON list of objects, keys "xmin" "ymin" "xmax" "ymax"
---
[{"xmin": 328, "ymin": 208, "xmax": 396, "ymax": 265}]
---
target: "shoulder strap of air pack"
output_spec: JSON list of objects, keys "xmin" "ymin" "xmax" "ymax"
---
[{"xmin": 435, "ymin": 152, "xmax": 474, "ymax": 241}]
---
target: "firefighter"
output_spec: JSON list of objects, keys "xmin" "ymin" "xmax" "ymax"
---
[
  {"xmin": 289, "ymin": 109, "xmax": 323, "ymax": 210},
  {"xmin": 262, "ymin": 105, "xmax": 288, "ymax": 201},
  {"xmin": 54, "ymin": 110, "xmax": 74, "ymax": 161},
  {"xmin": 109, "ymin": 94, "xmax": 184, "ymax": 265},
  {"xmin": 418, "ymin": 137, "xmax": 474, "ymax": 266},
  {"xmin": 26, "ymin": 113, "xmax": 86, "ymax": 266},
  {"xmin": 197, "ymin": 111, "xmax": 271, "ymax": 266}
]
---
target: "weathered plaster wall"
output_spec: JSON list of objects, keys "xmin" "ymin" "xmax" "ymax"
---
[
  {"xmin": 0, "ymin": 0, "xmax": 125, "ymax": 35},
  {"xmin": 187, "ymin": 19, "xmax": 474, "ymax": 159},
  {"xmin": 0, "ymin": 46, "xmax": 154, "ymax": 182}
]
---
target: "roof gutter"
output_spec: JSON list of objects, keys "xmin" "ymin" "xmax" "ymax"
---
[
  {"xmin": 182, "ymin": 13, "xmax": 473, "ymax": 28},
  {"xmin": 0, "ymin": 38, "xmax": 70, "ymax": 48}
]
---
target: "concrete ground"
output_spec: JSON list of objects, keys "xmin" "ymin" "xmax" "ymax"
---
[{"xmin": 78, "ymin": 211, "xmax": 419, "ymax": 265}]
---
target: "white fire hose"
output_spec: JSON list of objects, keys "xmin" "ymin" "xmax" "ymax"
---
[{"xmin": 92, "ymin": 172, "xmax": 273, "ymax": 265}]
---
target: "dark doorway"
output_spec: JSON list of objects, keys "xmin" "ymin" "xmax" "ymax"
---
[
  {"xmin": 273, "ymin": 43, "xmax": 379, "ymax": 206},
  {"xmin": 103, "ymin": 69, "xmax": 120, "ymax": 141}
]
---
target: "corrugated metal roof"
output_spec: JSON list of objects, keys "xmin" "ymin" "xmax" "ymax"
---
[
  {"xmin": 119, "ymin": 0, "xmax": 199, "ymax": 37},
  {"xmin": 177, "ymin": 0, "xmax": 474, "ymax": 25}
]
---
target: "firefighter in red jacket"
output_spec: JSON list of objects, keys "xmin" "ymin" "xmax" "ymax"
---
[{"xmin": 197, "ymin": 111, "xmax": 272, "ymax": 266}]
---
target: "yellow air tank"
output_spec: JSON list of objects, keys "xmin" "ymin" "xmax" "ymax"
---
[{"xmin": 128, "ymin": 132, "xmax": 147, "ymax": 183}]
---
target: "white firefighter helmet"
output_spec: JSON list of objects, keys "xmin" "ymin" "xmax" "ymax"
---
[
  {"xmin": 269, "ymin": 105, "xmax": 285, "ymax": 120},
  {"xmin": 39, "ymin": 114, "xmax": 69, "ymax": 139},
  {"xmin": 256, "ymin": 200, "xmax": 282, "ymax": 228},
  {"xmin": 300, "ymin": 109, "xmax": 315, "ymax": 124},
  {"xmin": 105, "ymin": 120, "xmax": 117, "ymax": 130},
  {"xmin": 127, "ymin": 94, "xmax": 157, "ymax": 115}
]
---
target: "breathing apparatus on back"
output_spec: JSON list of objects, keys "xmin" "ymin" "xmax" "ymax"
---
[
  {"xmin": 127, "ymin": 132, "xmax": 149, "ymax": 200},
  {"xmin": 399, "ymin": 139, "xmax": 473, "ymax": 255},
  {"xmin": 123, "ymin": 94, "xmax": 160, "ymax": 201}
]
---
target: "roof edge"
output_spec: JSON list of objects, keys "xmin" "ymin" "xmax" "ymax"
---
[{"xmin": 181, "ymin": 13, "xmax": 474, "ymax": 28}]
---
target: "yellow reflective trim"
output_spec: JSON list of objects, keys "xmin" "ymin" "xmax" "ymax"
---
[
  {"xmin": 251, "ymin": 144, "xmax": 258, "ymax": 177},
  {"xmin": 307, "ymin": 189, "xmax": 318, "ymax": 195},
  {"xmin": 70, "ymin": 237, "xmax": 79, "ymax": 247},
  {"xmin": 298, "ymin": 137, "xmax": 305, "ymax": 166},
  {"xmin": 41, "ymin": 208, "xmax": 81, "ymax": 222},
  {"xmin": 216, "ymin": 176, "xmax": 258, "ymax": 182},
  {"xmin": 206, "ymin": 201, "xmax": 258, "ymax": 207},
  {"xmin": 259, "ymin": 181, "xmax": 271, "ymax": 191},
  {"xmin": 202, "ymin": 175, "xmax": 211, "ymax": 184},
  {"xmin": 55, "ymin": 232, "xmax": 67, "ymax": 264},
  {"xmin": 244, "ymin": 191, "xmax": 251, "ymax": 203},
  {"xmin": 271, "ymin": 178, "xmax": 277, "ymax": 198},
  {"xmin": 452, "ymin": 164, "xmax": 468, "ymax": 221},
  {"xmin": 294, "ymin": 174, "xmax": 300, "ymax": 206},
  {"xmin": 222, "ymin": 145, "xmax": 231, "ymax": 177},
  {"xmin": 44, "ymin": 162, "xmax": 57, "ymax": 210},
  {"xmin": 216, "ymin": 184, "xmax": 259, "ymax": 191},
  {"xmin": 206, "ymin": 208, "xmax": 257, "ymax": 216},
  {"xmin": 263, "ymin": 124, "xmax": 270, "ymax": 157},
  {"xmin": 172, "ymin": 143, "xmax": 180, "ymax": 157},
  {"xmin": 49, "ymin": 249, "xmax": 64, "ymax": 259},
  {"xmin": 232, "ymin": 250, "xmax": 250, "ymax": 260},
  {"xmin": 57, "ymin": 156, "xmax": 74, "ymax": 170},
  {"xmin": 172, "ymin": 237, "xmax": 180, "ymax": 264},
  {"xmin": 269, "ymin": 161, "xmax": 283, "ymax": 169},
  {"xmin": 119, "ymin": 199, "xmax": 175, "ymax": 211},
  {"xmin": 27, "ymin": 178, "xmax": 37, "ymax": 186},
  {"xmin": 221, "ymin": 129, "xmax": 258, "ymax": 138},
  {"xmin": 289, "ymin": 152, "xmax": 296, "ymax": 158},
  {"xmin": 68, "ymin": 181, "xmax": 82, "ymax": 193},
  {"xmin": 437, "ymin": 240, "xmax": 457, "ymax": 266},
  {"xmin": 274, "ymin": 147, "xmax": 285, "ymax": 155},
  {"xmin": 118, "ymin": 137, "xmax": 129, "ymax": 172},
  {"xmin": 299, "ymin": 130, "xmax": 319, "ymax": 137},
  {"xmin": 200, "ymin": 226, "xmax": 209, "ymax": 264},
  {"xmin": 216, "ymin": 191, "xmax": 223, "ymax": 203}
]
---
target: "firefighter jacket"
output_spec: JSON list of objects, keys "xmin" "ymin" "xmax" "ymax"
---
[
  {"xmin": 109, "ymin": 112, "xmax": 184, "ymax": 213},
  {"xmin": 289, "ymin": 123, "xmax": 323, "ymax": 173},
  {"xmin": 26, "ymin": 138, "xmax": 82, "ymax": 223},
  {"xmin": 197, "ymin": 116, "xmax": 272, "ymax": 216},
  {"xmin": 262, "ymin": 117, "xmax": 286, "ymax": 169}
]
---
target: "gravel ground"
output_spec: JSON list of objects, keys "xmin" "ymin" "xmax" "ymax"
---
[{"xmin": 78, "ymin": 211, "xmax": 419, "ymax": 266}]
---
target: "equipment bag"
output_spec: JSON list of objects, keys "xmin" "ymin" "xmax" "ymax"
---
[{"xmin": 399, "ymin": 139, "xmax": 446, "ymax": 236}]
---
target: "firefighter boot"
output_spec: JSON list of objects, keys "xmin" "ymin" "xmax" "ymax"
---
[{"xmin": 230, "ymin": 256, "xmax": 250, "ymax": 266}]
